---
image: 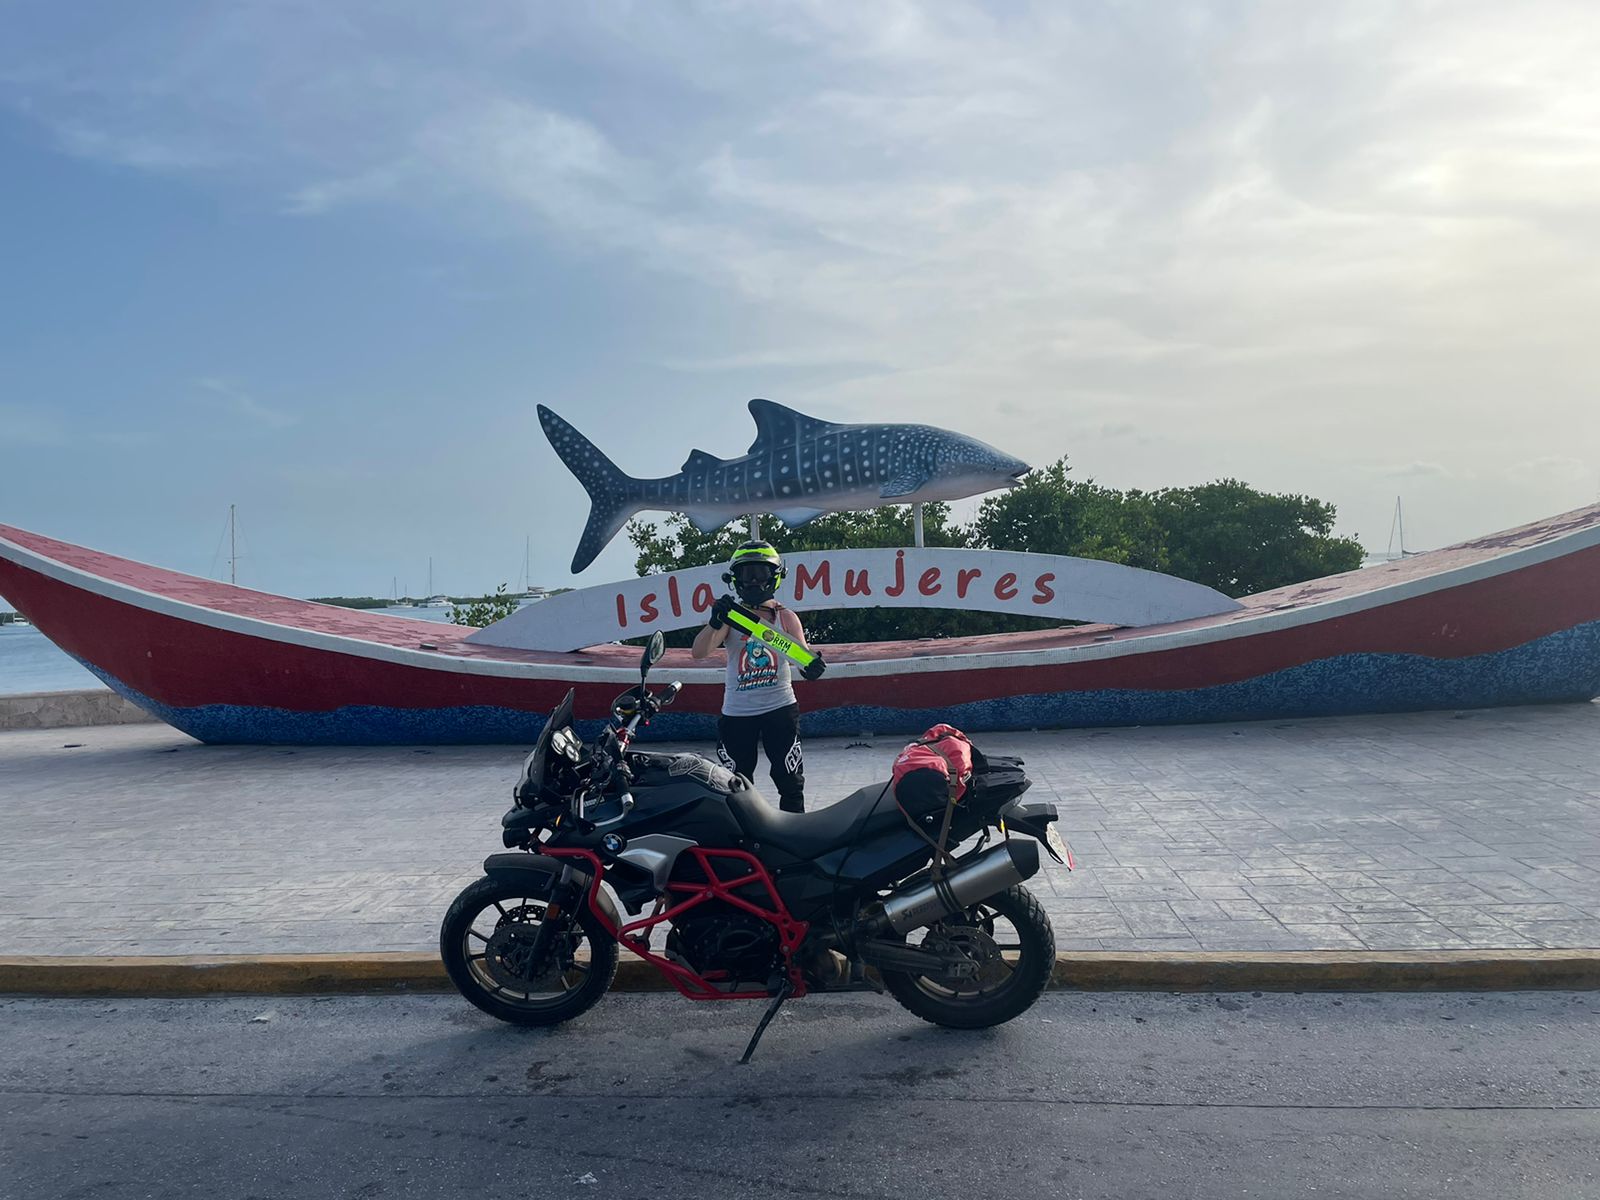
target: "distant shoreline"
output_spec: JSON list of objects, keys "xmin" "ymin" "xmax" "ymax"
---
[{"xmin": 309, "ymin": 591, "xmax": 568, "ymax": 609}]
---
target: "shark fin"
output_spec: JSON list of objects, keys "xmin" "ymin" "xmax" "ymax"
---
[
  {"xmin": 679, "ymin": 448, "xmax": 724, "ymax": 474},
  {"xmin": 685, "ymin": 511, "xmax": 729, "ymax": 534},
  {"xmin": 772, "ymin": 507, "xmax": 827, "ymax": 526},
  {"xmin": 538, "ymin": 405, "xmax": 642, "ymax": 573},
  {"xmin": 746, "ymin": 398, "xmax": 839, "ymax": 453},
  {"xmin": 879, "ymin": 469, "xmax": 930, "ymax": 499}
]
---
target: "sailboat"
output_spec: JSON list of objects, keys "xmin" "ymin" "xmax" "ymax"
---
[
  {"xmin": 421, "ymin": 556, "xmax": 448, "ymax": 608},
  {"xmin": 1388, "ymin": 496, "xmax": 1421, "ymax": 560},
  {"xmin": 1365, "ymin": 497, "xmax": 1423, "ymax": 566}
]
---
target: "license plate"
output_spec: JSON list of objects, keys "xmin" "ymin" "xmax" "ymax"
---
[{"xmin": 1045, "ymin": 824, "xmax": 1073, "ymax": 869}]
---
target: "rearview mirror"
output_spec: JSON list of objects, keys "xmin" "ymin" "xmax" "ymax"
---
[{"xmin": 641, "ymin": 631, "xmax": 666, "ymax": 678}]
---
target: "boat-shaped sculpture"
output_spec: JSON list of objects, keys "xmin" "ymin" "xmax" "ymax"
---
[{"xmin": 1, "ymin": 506, "xmax": 1598, "ymax": 745}]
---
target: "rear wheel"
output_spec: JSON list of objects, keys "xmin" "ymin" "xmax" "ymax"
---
[
  {"xmin": 879, "ymin": 884, "xmax": 1055, "ymax": 1029},
  {"xmin": 440, "ymin": 875, "xmax": 619, "ymax": 1027}
]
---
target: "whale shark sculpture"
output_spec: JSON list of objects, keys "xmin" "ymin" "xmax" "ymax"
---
[{"xmin": 540, "ymin": 399, "xmax": 1031, "ymax": 572}]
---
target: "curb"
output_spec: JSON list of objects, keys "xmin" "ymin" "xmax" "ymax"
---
[
  {"xmin": 0, "ymin": 688, "xmax": 154, "ymax": 732},
  {"xmin": 3, "ymin": 949, "xmax": 1598, "ymax": 998}
]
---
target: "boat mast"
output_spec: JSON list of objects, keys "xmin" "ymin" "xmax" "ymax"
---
[
  {"xmin": 1387, "ymin": 496, "xmax": 1405, "ymax": 560},
  {"xmin": 229, "ymin": 504, "xmax": 237, "ymax": 585}
]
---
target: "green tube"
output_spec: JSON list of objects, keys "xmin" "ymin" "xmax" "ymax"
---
[{"xmin": 723, "ymin": 601, "xmax": 816, "ymax": 668}]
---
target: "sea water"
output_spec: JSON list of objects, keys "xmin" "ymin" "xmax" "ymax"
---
[{"xmin": 0, "ymin": 623, "xmax": 101, "ymax": 694}]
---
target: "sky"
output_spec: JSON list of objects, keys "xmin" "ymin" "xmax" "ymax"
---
[{"xmin": 2, "ymin": 1, "xmax": 1598, "ymax": 601}]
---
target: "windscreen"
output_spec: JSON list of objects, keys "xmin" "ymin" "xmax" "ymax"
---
[{"xmin": 515, "ymin": 688, "xmax": 576, "ymax": 802}]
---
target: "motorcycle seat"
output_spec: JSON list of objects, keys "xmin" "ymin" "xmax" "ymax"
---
[{"xmin": 725, "ymin": 778, "xmax": 899, "ymax": 858}]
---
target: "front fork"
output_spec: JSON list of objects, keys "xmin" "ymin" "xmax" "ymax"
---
[{"xmin": 520, "ymin": 866, "xmax": 587, "ymax": 973}]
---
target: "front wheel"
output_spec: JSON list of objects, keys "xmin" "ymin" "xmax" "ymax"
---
[
  {"xmin": 440, "ymin": 875, "xmax": 619, "ymax": 1027},
  {"xmin": 879, "ymin": 884, "xmax": 1055, "ymax": 1029}
]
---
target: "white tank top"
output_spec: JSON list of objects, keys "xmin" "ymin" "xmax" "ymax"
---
[{"xmin": 722, "ymin": 607, "xmax": 797, "ymax": 716}]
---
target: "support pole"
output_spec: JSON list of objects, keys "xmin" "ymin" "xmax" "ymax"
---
[
  {"xmin": 749, "ymin": 514, "xmax": 762, "ymax": 541},
  {"xmin": 912, "ymin": 503, "xmax": 925, "ymax": 548}
]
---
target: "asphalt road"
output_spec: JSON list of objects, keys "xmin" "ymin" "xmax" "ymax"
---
[{"xmin": 2, "ymin": 991, "xmax": 1597, "ymax": 1199}]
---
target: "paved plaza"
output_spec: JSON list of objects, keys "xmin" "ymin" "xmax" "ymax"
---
[{"xmin": 0, "ymin": 702, "xmax": 1597, "ymax": 956}]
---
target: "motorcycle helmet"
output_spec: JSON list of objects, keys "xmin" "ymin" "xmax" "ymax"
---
[{"xmin": 723, "ymin": 540, "xmax": 785, "ymax": 606}]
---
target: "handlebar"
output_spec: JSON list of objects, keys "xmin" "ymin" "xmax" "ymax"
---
[{"xmin": 578, "ymin": 678, "xmax": 683, "ymax": 812}]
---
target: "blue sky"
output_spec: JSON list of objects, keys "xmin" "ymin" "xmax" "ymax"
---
[{"xmin": 3, "ymin": 2, "xmax": 1598, "ymax": 601}]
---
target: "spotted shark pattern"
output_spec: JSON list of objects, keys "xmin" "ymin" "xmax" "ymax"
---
[{"xmin": 540, "ymin": 399, "xmax": 1030, "ymax": 572}]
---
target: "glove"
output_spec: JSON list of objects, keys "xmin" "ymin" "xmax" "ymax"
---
[
  {"xmin": 800, "ymin": 652, "xmax": 827, "ymax": 681},
  {"xmin": 709, "ymin": 593, "xmax": 736, "ymax": 631}
]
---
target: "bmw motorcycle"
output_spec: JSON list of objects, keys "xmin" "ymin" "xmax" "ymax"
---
[{"xmin": 440, "ymin": 633, "xmax": 1071, "ymax": 1060}]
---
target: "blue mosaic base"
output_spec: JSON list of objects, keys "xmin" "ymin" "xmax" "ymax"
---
[{"xmin": 76, "ymin": 619, "xmax": 1600, "ymax": 746}]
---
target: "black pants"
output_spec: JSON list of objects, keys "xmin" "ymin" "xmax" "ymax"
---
[{"xmin": 717, "ymin": 703, "xmax": 805, "ymax": 813}]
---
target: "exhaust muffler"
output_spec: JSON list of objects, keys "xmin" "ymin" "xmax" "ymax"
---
[{"xmin": 876, "ymin": 840, "xmax": 1041, "ymax": 935}]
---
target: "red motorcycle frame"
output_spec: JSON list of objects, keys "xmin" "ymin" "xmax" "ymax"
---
[{"xmin": 541, "ymin": 845, "xmax": 811, "ymax": 1001}]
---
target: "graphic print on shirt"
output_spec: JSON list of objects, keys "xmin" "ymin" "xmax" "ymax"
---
[{"xmin": 736, "ymin": 639, "xmax": 779, "ymax": 693}]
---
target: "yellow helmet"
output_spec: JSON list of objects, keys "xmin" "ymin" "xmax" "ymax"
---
[{"xmin": 723, "ymin": 540, "xmax": 785, "ymax": 605}]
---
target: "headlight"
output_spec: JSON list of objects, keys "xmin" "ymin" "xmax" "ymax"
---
[{"xmin": 551, "ymin": 726, "xmax": 582, "ymax": 761}]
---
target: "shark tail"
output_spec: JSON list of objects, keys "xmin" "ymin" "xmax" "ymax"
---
[{"xmin": 537, "ymin": 405, "xmax": 641, "ymax": 573}]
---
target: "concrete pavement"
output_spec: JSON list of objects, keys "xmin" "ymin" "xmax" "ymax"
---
[
  {"xmin": 0, "ymin": 702, "xmax": 1597, "ymax": 957},
  {"xmin": 3, "ymin": 990, "xmax": 1596, "ymax": 1198}
]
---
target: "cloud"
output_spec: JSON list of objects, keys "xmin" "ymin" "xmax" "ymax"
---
[
  {"xmin": 195, "ymin": 378, "xmax": 298, "ymax": 430},
  {"xmin": 0, "ymin": 404, "xmax": 67, "ymax": 447},
  {"xmin": 1375, "ymin": 461, "xmax": 1453, "ymax": 480},
  {"xmin": 3, "ymin": 2, "xmax": 1600, "ymax": 547},
  {"xmin": 1509, "ymin": 455, "xmax": 1592, "ymax": 482},
  {"xmin": 658, "ymin": 345, "xmax": 885, "ymax": 373},
  {"xmin": 56, "ymin": 123, "xmax": 224, "ymax": 172}
]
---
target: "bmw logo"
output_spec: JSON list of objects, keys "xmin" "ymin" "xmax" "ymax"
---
[{"xmin": 601, "ymin": 833, "xmax": 626, "ymax": 854}]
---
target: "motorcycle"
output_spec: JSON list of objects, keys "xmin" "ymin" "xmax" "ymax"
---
[{"xmin": 440, "ymin": 631, "xmax": 1071, "ymax": 1060}]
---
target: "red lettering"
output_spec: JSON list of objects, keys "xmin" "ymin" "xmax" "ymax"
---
[
  {"xmin": 667, "ymin": 575, "xmax": 682, "ymax": 617},
  {"xmin": 794, "ymin": 561, "xmax": 831, "ymax": 602},
  {"xmin": 885, "ymin": 550, "xmax": 907, "ymax": 597},
  {"xmin": 994, "ymin": 572, "xmax": 1018, "ymax": 601},
  {"xmin": 918, "ymin": 567, "xmax": 942, "ymax": 596},
  {"xmin": 692, "ymin": 583, "xmax": 715, "ymax": 613},
  {"xmin": 844, "ymin": 569, "xmax": 872, "ymax": 596},
  {"xmin": 615, "ymin": 593, "xmax": 628, "ymax": 627},
  {"xmin": 956, "ymin": 567, "xmax": 982, "ymax": 598},
  {"xmin": 1032, "ymin": 573, "xmax": 1056, "ymax": 605},
  {"xmin": 640, "ymin": 593, "xmax": 659, "ymax": 622}
]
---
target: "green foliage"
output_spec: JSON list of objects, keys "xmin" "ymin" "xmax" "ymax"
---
[
  {"xmin": 450, "ymin": 583, "xmax": 521, "ymax": 628},
  {"xmin": 308, "ymin": 596, "xmax": 394, "ymax": 610},
  {"xmin": 970, "ymin": 461, "xmax": 1169, "ymax": 572},
  {"xmin": 624, "ymin": 459, "xmax": 1366, "ymax": 641},
  {"xmin": 1149, "ymin": 480, "xmax": 1365, "ymax": 597},
  {"xmin": 971, "ymin": 459, "xmax": 1364, "ymax": 598}
]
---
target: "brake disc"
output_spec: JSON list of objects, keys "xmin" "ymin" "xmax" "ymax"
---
[
  {"xmin": 483, "ymin": 905, "xmax": 564, "ymax": 991},
  {"xmin": 923, "ymin": 925, "xmax": 1005, "ymax": 988}
]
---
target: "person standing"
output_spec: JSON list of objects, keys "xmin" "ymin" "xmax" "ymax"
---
[{"xmin": 691, "ymin": 540, "xmax": 826, "ymax": 813}]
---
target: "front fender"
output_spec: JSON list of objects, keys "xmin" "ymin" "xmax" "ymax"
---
[{"xmin": 482, "ymin": 852, "xmax": 591, "ymax": 895}]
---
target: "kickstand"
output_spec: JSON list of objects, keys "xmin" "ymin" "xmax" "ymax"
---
[{"xmin": 738, "ymin": 977, "xmax": 795, "ymax": 1065}]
